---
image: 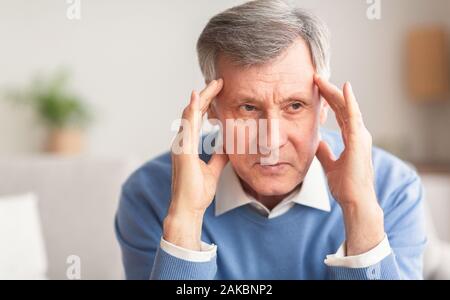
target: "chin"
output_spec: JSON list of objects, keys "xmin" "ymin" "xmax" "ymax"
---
[{"xmin": 248, "ymin": 176, "xmax": 298, "ymax": 197}]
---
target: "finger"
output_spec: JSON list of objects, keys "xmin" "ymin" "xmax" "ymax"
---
[
  {"xmin": 182, "ymin": 89, "xmax": 200, "ymax": 113},
  {"xmin": 199, "ymin": 79, "xmax": 223, "ymax": 114},
  {"xmin": 316, "ymin": 140, "xmax": 336, "ymax": 174},
  {"xmin": 314, "ymin": 74, "xmax": 346, "ymax": 114},
  {"xmin": 180, "ymin": 90, "xmax": 201, "ymax": 130},
  {"xmin": 177, "ymin": 80, "xmax": 223, "ymax": 158},
  {"xmin": 176, "ymin": 90, "xmax": 202, "ymax": 156},
  {"xmin": 207, "ymin": 152, "xmax": 229, "ymax": 179},
  {"xmin": 190, "ymin": 89, "xmax": 201, "ymax": 109},
  {"xmin": 189, "ymin": 90, "xmax": 202, "ymax": 149},
  {"xmin": 314, "ymin": 76, "xmax": 347, "ymax": 131},
  {"xmin": 343, "ymin": 82, "xmax": 364, "ymax": 131},
  {"xmin": 319, "ymin": 93, "xmax": 345, "ymax": 133}
]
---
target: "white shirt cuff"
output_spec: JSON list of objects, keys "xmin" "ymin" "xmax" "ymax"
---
[
  {"xmin": 160, "ymin": 237, "xmax": 217, "ymax": 263},
  {"xmin": 324, "ymin": 234, "xmax": 392, "ymax": 268}
]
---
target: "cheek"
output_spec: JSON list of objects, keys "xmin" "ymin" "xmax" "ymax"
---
[{"xmin": 286, "ymin": 114, "xmax": 321, "ymax": 153}]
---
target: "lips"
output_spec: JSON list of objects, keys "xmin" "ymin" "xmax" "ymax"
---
[
  {"xmin": 259, "ymin": 163, "xmax": 286, "ymax": 167},
  {"xmin": 254, "ymin": 160, "xmax": 290, "ymax": 166},
  {"xmin": 255, "ymin": 162, "xmax": 290, "ymax": 174}
]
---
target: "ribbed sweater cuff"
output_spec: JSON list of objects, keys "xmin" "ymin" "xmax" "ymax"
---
[
  {"xmin": 327, "ymin": 253, "xmax": 401, "ymax": 280},
  {"xmin": 150, "ymin": 246, "xmax": 217, "ymax": 280}
]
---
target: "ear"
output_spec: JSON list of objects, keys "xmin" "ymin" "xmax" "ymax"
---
[{"xmin": 319, "ymin": 97, "xmax": 329, "ymax": 125}]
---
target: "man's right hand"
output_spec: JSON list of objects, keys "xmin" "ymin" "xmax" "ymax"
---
[{"xmin": 163, "ymin": 79, "xmax": 228, "ymax": 251}]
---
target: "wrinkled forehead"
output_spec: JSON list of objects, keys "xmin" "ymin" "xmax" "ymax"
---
[{"xmin": 216, "ymin": 39, "xmax": 316, "ymax": 102}]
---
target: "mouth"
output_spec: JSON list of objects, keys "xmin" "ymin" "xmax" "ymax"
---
[{"xmin": 254, "ymin": 162, "xmax": 290, "ymax": 175}]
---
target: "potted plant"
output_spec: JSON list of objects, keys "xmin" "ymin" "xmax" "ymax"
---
[{"xmin": 5, "ymin": 70, "xmax": 92, "ymax": 155}]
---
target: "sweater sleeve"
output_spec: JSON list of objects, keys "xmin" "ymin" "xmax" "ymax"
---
[
  {"xmin": 150, "ymin": 245, "xmax": 217, "ymax": 280},
  {"xmin": 326, "ymin": 171, "xmax": 426, "ymax": 280},
  {"xmin": 115, "ymin": 184, "xmax": 218, "ymax": 280},
  {"xmin": 324, "ymin": 234, "xmax": 392, "ymax": 269},
  {"xmin": 327, "ymin": 253, "xmax": 401, "ymax": 279}
]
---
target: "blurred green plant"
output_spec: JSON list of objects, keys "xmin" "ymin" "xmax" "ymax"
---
[{"xmin": 4, "ymin": 70, "xmax": 92, "ymax": 130}]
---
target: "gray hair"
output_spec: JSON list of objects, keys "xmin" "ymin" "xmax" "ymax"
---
[{"xmin": 197, "ymin": 0, "xmax": 331, "ymax": 82}]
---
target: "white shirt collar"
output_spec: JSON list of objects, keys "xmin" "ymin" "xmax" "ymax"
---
[{"xmin": 215, "ymin": 156, "xmax": 331, "ymax": 217}]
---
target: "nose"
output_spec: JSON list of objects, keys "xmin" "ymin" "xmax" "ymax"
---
[{"xmin": 258, "ymin": 114, "xmax": 288, "ymax": 155}]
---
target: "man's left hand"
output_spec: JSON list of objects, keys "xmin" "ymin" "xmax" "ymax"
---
[{"xmin": 314, "ymin": 74, "xmax": 385, "ymax": 256}]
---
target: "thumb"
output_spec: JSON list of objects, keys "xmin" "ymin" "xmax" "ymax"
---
[
  {"xmin": 207, "ymin": 152, "xmax": 229, "ymax": 179},
  {"xmin": 316, "ymin": 140, "xmax": 336, "ymax": 173}
]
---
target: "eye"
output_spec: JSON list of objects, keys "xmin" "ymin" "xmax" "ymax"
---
[
  {"xmin": 286, "ymin": 102, "xmax": 303, "ymax": 113},
  {"xmin": 240, "ymin": 104, "xmax": 257, "ymax": 112}
]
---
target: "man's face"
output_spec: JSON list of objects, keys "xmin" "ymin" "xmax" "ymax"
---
[{"xmin": 210, "ymin": 38, "xmax": 328, "ymax": 198}]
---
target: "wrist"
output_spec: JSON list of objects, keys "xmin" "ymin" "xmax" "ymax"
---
[
  {"xmin": 341, "ymin": 201, "xmax": 385, "ymax": 256},
  {"xmin": 163, "ymin": 204, "xmax": 205, "ymax": 251},
  {"xmin": 340, "ymin": 196, "xmax": 382, "ymax": 217}
]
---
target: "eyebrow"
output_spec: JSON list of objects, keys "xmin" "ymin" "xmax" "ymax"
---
[{"xmin": 231, "ymin": 92, "xmax": 311, "ymax": 104}]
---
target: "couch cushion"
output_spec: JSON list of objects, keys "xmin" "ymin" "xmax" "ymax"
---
[
  {"xmin": 0, "ymin": 193, "xmax": 47, "ymax": 279},
  {"xmin": 0, "ymin": 156, "xmax": 138, "ymax": 279}
]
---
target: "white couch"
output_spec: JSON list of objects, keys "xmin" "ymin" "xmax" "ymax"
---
[
  {"xmin": 0, "ymin": 156, "xmax": 139, "ymax": 280},
  {"xmin": 421, "ymin": 174, "xmax": 450, "ymax": 280},
  {"xmin": 0, "ymin": 157, "xmax": 448, "ymax": 279}
]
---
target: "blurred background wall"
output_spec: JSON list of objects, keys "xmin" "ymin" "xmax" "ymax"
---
[
  {"xmin": 1, "ymin": 0, "xmax": 450, "ymax": 280},
  {"xmin": 1, "ymin": 0, "xmax": 449, "ymax": 164}
]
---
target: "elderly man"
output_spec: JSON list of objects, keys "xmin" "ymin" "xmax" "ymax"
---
[{"xmin": 115, "ymin": 0, "xmax": 426, "ymax": 280}]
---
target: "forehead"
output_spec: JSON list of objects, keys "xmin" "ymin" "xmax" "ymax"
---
[{"xmin": 217, "ymin": 38, "xmax": 315, "ymax": 99}]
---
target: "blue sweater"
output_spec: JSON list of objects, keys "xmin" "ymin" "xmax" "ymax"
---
[{"xmin": 115, "ymin": 130, "xmax": 426, "ymax": 280}]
